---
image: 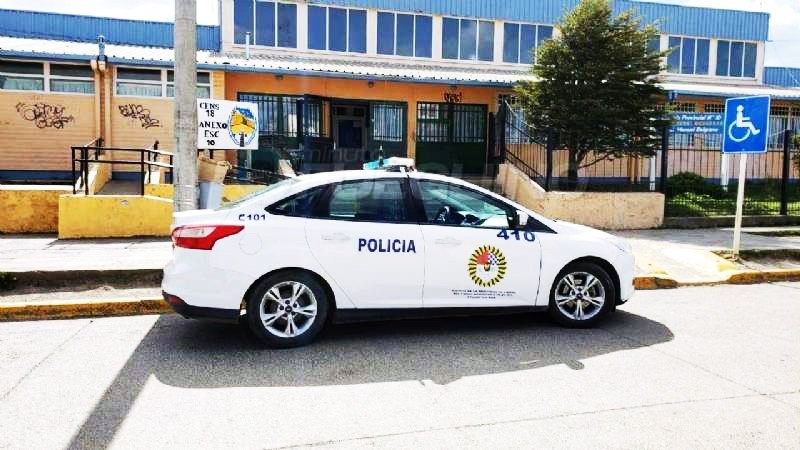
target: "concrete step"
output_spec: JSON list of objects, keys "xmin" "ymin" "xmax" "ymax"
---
[{"xmin": 98, "ymin": 180, "xmax": 140, "ymax": 195}]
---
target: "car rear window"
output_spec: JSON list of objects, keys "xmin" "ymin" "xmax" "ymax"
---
[
  {"xmin": 267, "ymin": 186, "xmax": 325, "ymax": 217},
  {"xmin": 217, "ymin": 177, "xmax": 300, "ymax": 210}
]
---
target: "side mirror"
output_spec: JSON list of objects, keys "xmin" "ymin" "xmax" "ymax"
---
[{"xmin": 516, "ymin": 210, "xmax": 531, "ymax": 230}]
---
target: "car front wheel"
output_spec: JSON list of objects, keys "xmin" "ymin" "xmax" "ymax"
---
[
  {"xmin": 246, "ymin": 272, "xmax": 329, "ymax": 348},
  {"xmin": 548, "ymin": 262, "xmax": 615, "ymax": 327}
]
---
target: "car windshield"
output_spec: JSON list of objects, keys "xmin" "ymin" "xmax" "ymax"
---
[{"xmin": 217, "ymin": 177, "xmax": 301, "ymax": 210}]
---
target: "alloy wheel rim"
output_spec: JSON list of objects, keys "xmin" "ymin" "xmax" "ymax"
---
[
  {"xmin": 259, "ymin": 281, "xmax": 318, "ymax": 338},
  {"xmin": 554, "ymin": 272, "xmax": 605, "ymax": 321}
]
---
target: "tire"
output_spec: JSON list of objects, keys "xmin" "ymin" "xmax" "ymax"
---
[
  {"xmin": 548, "ymin": 262, "xmax": 615, "ymax": 328},
  {"xmin": 246, "ymin": 271, "xmax": 330, "ymax": 348}
]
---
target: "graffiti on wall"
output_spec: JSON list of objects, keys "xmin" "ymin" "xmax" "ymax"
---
[
  {"xmin": 15, "ymin": 102, "xmax": 75, "ymax": 129},
  {"xmin": 118, "ymin": 104, "xmax": 161, "ymax": 129}
]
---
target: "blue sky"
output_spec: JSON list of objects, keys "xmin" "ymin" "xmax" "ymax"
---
[{"xmin": 0, "ymin": 0, "xmax": 797, "ymax": 67}]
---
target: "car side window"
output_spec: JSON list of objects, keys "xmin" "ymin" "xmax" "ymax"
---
[
  {"xmin": 314, "ymin": 179, "xmax": 410, "ymax": 223},
  {"xmin": 267, "ymin": 186, "xmax": 325, "ymax": 217},
  {"xmin": 417, "ymin": 180, "xmax": 513, "ymax": 228}
]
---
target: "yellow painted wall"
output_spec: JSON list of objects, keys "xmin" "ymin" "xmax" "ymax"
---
[
  {"xmin": 58, "ymin": 194, "xmax": 173, "ymax": 238},
  {"xmin": 0, "ymin": 185, "xmax": 71, "ymax": 233},
  {"xmin": 145, "ymin": 183, "xmax": 263, "ymax": 203},
  {"xmin": 0, "ymin": 92, "xmax": 96, "ymax": 171},
  {"xmin": 224, "ymin": 73, "xmax": 502, "ymax": 159}
]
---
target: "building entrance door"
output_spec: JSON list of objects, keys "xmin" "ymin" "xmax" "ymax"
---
[
  {"xmin": 332, "ymin": 103, "xmax": 368, "ymax": 169},
  {"xmin": 415, "ymin": 102, "xmax": 488, "ymax": 175}
]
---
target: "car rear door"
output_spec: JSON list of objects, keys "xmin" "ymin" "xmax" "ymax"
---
[
  {"xmin": 412, "ymin": 178, "xmax": 542, "ymax": 307},
  {"xmin": 304, "ymin": 174, "xmax": 424, "ymax": 308}
]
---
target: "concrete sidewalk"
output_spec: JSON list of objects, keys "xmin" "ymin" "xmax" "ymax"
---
[
  {"xmin": 615, "ymin": 227, "xmax": 800, "ymax": 284},
  {"xmin": 0, "ymin": 235, "xmax": 171, "ymax": 272}
]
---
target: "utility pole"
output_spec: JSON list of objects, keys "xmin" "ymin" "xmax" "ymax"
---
[{"xmin": 173, "ymin": 0, "xmax": 198, "ymax": 211}]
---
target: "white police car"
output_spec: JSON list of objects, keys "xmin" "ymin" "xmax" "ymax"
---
[{"xmin": 163, "ymin": 170, "xmax": 635, "ymax": 348}]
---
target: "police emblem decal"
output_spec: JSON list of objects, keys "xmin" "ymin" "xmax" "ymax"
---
[{"xmin": 468, "ymin": 245, "xmax": 507, "ymax": 287}]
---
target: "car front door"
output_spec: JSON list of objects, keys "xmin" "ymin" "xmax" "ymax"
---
[
  {"xmin": 305, "ymin": 176, "xmax": 424, "ymax": 308},
  {"xmin": 413, "ymin": 179, "xmax": 542, "ymax": 307}
]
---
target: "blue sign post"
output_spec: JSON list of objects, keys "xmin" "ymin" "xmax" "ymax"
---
[{"xmin": 722, "ymin": 95, "xmax": 771, "ymax": 256}]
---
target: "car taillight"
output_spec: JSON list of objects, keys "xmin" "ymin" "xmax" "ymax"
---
[{"xmin": 171, "ymin": 225, "xmax": 244, "ymax": 250}]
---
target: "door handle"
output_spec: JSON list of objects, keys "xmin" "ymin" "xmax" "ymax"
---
[
  {"xmin": 434, "ymin": 237, "xmax": 461, "ymax": 246},
  {"xmin": 321, "ymin": 232, "xmax": 350, "ymax": 242}
]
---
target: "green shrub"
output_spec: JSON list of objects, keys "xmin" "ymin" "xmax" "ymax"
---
[
  {"xmin": 0, "ymin": 272, "xmax": 17, "ymax": 291},
  {"xmin": 666, "ymin": 172, "xmax": 724, "ymax": 198},
  {"xmin": 793, "ymin": 134, "xmax": 799, "ymax": 171}
]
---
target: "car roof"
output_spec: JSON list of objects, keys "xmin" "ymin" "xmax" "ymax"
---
[{"xmin": 294, "ymin": 169, "xmax": 473, "ymax": 185}]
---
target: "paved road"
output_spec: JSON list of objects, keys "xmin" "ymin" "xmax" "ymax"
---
[{"xmin": 1, "ymin": 283, "xmax": 798, "ymax": 449}]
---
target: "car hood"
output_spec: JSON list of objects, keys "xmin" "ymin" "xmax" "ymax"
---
[
  {"xmin": 550, "ymin": 220, "xmax": 613, "ymax": 238},
  {"xmin": 550, "ymin": 220, "xmax": 632, "ymax": 253}
]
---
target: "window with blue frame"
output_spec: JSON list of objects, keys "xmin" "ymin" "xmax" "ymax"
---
[
  {"xmin": 666, "ymin": 36, "xmax": 709, "ymax": 75},
  {"xmin": 442, "ymin": 17, "xmax": 494, "ymax": 61},
  {"xmin": 502, "ymin": 23, "xmax": 553, "ymax": 64},
  {"xmin": 376, "ymin": 12, "xmax": 433, "ymax": 58},
  {"xmin": 234, "ymin": 0, "xmax": 254, "ymax": 45},
  {"xmin": 235, "ymin": 0, "xmax": 296, "ymax": 48},
  {"xmin": 308, "ymin": 6, "xmax": 366, "ymax": 53},
  {"xmin": 715, "ymin": 40, "xmax": 757, "ymax": 78}
]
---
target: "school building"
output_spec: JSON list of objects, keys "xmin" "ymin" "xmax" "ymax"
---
[{"xmin": 0, "ymin": 0, "xmax": 799, "ymax": 184}]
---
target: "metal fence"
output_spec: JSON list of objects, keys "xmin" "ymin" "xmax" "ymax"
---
[
  {"xmin": 663, "ymin": 134, "xmax": 799, "ymax": 217},
  {"xmin": 496, "ymin": 101, "xmax": 800, "ymax": 218}
]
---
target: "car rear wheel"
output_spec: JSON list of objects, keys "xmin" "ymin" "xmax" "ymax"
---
[
  {"xmin": 548, "ymin": 262, "xmax": 615, "ymax": 328},
  {"xmin": 246, "ymin": 272, "xmax": 329, "ymax": 348}
]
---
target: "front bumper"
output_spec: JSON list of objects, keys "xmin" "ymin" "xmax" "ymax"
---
[
  {"xmin": 164, "ymin": 292, "xmax": 240, "ymax": 322},
  {"xmin": 616, "ymin": 250, "xmax": 636, "ymax": 304}
]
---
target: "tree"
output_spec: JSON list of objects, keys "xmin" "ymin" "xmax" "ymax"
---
[
  {"xmin": 515, "ymin": 0, "xmax": 670, "ymax": 189},
  {"xmin": 793, "ymin": 133, "xmax": 800, "ymax": 172}
]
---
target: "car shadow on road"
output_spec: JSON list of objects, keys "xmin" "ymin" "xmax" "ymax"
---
[{"xmin": 67, "ymin": 310, "xmax": 672, "ymax": 449}]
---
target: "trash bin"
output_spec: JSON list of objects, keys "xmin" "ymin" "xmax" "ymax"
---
[
  {"xmin": 199, "ymin": 181, "xmax": 224, "ymax": 209},
  {"xmin": 197, "ymin": 155, "xmax": 230, "ymax": 209}
]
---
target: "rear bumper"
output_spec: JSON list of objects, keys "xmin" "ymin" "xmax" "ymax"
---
[{"xmin": 163, "ymin": 292, "xmax": 240, "ymax": 322}]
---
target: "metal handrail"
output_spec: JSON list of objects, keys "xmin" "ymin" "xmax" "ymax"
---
[
  {"xmin": 70, "ymin": 140, "xmax": 173, "ymax": 195},
  {"xmin": 226, "ymin": 164, "xmax": 290, "ymax": 185}
]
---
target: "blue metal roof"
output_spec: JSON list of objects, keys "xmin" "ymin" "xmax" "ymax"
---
[
  {"xmin": 764, "ymin": 67, "xmax": 800, "ymax": 89},
  {"xmin": 312, "ymin": 0, "xmax": 769, "ymax": 41},
  {"xmin": 0, "ymin": 9, "xmax": 220, "ymax": 51}
]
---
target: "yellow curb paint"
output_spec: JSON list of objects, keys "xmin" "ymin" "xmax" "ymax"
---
[
  {"xmin": 0, "ymin": 298, "xmax": 172, "ymax": 321},
  {"xmin": 634, "ymin": 276, "xmax": 679, "ymax": 290},
  {"xmin": 728, "ymin": 269, "xmax": 800, "ymax": 284},
  {"xmin": 703, "ymin": 252, "xmax": 738, "ymax": 272}
]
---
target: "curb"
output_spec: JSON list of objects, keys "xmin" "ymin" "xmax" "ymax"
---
[
  {"xmin": 633, "ymin": 276, "xmax": 679, "ymax": 290},
  {"xmin": 0, "ymin": 298, "xmax": 171, "ymax": 321},
  {"xmin": 4, "ymin": 269, "xmax": 163, "ymax": 290},
  {"xmin": 1, "ymin": 271, "xmax": 798, "ymax": 322},
  {"xmin": 726, "ymin": 269, "xmax": 800, "ymax": 284}
]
